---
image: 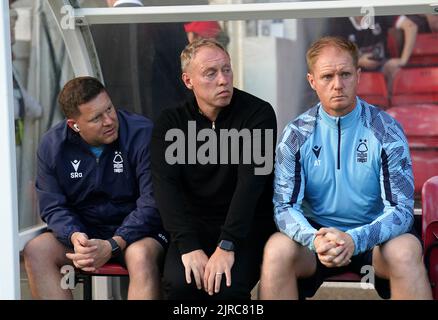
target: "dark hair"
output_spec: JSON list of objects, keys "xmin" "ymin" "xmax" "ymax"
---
[
  {"xmin": 58, "ymin": 76, "xmax": 106, "ymax": 118},
  {"xmin": 306, "ymin": 36, "xmax": 359, "ymax": 73}
]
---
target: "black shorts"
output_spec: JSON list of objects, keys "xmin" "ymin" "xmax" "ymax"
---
[
  {"xmin": 297, "ymin": 247, "xmax": 391, "ymax": 299},
  {"xmin": 297, "ymin": 220, "xmax": 420, "ymax": 300}
]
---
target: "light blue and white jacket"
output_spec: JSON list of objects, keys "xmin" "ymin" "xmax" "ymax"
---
[{"xmin": 274, "ymin": 97, "xmax": 414, "ymax": 255}]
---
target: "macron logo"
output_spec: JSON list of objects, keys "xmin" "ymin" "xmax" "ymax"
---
[
  {"xmin": 71, "ymin": 160, "xmax": 80, "ymax": 172},
  {"xmin": 70, "ymin": 160, "xmax": 83, "ymax": 179}
]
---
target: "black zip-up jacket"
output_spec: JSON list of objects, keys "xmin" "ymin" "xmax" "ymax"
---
[
  {"xmin": 36, "ymin": 110, "xmax": 165, "ymax": 247},
  {"xmin": 151, "ymin": 88, "xmax": 276, "ymax": 254}
]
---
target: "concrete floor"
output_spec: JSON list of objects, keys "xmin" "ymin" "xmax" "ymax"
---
[
  {"xmin": 309, "ymin": 282, "xmax": 381, "ymax": 300},
  {"xmin": 249, "ymin": 281, "xmax": 381, "ymax": 300}
]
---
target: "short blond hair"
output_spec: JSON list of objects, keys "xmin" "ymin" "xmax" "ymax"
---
[
  {"xmin": 180, "ymin": 38, "xmax": 229, "ymax": 72},
  {"xmin": 306, "ymin": 36, "xmax": 359, "ymax": 73}
]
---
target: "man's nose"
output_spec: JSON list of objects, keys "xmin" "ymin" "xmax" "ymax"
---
[
  {"xmin": 217, "ymin": 71, "xmax": 229, "ymax": 85},
  {"xmin": 333, "ymin": 74, "xmax": 344, "ymax": 90},
  {"xmin": 102, "ymin": 113, "xmax": 114, "ymax": 126}
]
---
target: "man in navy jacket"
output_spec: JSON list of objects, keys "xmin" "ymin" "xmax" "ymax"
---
[{"xmin": 23, "ymin": 76, "xmax": 167, "ymax": 299}]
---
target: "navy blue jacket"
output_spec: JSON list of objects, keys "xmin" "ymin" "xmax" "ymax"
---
[{"xmin": 36, "ymin": 110, "xmax": 164, "ymax": 247}]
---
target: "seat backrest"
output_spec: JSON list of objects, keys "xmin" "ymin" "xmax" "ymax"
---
[
  {"xmin": 422, "ymin": 176, "xmax": 438, "ymax": 300},
  {"xmin": 386, "ymin": 105, "xmax": 438, "ymax": 195},
  {"xmin": 386, "ymin": 104, "xmax": 438, "ymax": 139},
  {"xmin": 409, "ymin": 33, "xmax": 438, "ymax": 67},
  {"xmin": 422, "ymin": 176, "xmax": 438, "ymax": 247},
  {"xmin": 357, "ymin": 72, "xmax": 389, "ymax": 109},
  {"xmin": 387, "ymin": 32, "xmax": 438, "ymax": 67},
  {"xmin": 391, "ymin": 67, "xmax": 438, "ymax": 106},
  {"xmin": 358, "ymin": 72, "xmax": 388, "ymax": 97},
  {"xmin": 386, "ymin": 27, "xmax": 403, "ymax": 58}
]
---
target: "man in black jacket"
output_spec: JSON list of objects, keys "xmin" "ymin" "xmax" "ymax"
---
[
  {"xmin": 24, "ymin": 77, "xmax": 167, "ymax": 299},
  {"xmin": 151, "ymin": 39, "xmax": 277, "ymax": 299}
]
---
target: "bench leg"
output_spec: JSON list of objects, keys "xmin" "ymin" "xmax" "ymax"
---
[{"xmin": 82, "ymin": 275, "xmax": 92, "ymax": 300}]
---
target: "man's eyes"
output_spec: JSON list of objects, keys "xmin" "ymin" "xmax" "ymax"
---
[
  {"xmin": 204, "ymin": 67, "xmax": 231, "ymax": 78},
  {"xmin": 321, "ymin": 72, "xmax": 351, "ymax": 80},
  {"xmin": 90, "ymin": 106, "xmax": 113, "ymax": 122}
]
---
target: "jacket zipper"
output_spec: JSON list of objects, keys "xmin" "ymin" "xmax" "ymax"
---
[
  {"xmin": 95, "ymin": 155, "xmax": 100, "ymax": 187},
  {"xmin": 198, "ymin": 107, "xmax": 216, "ymax": 130},
  {"xmin": 337, "ymin": 118, "xmax": 341, "ymax": 170}
]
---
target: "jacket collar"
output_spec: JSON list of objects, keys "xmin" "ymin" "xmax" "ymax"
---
[
  {"xmin": 318, "ymin": 97, "xmax": 361, "ymax": 130},
  {"xmin": 187, "ymin": 88, "xmax": 237, "ymax": 123}
]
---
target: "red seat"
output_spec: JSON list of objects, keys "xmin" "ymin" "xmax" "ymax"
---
[
  {"xmin": 388, "ymin": 33, "xmax": 438, "ymax": 67},
  {"xmin": 386, "ymin": 27, "xmax": 403, "ymax": 59},
  {"xmin": 357, "ymin": 72, "xmax": 389, "ymax": 109},
  {"xmin": 325, "ymin": 272, "xmax": 361, "ymax": 282},
  {"xmin": 386, "ymin": 105, "xmax": 438, "ymax": 196},
  {"xmin": 76, "ymin": 263, "xmax": 129, "ymax": 300},
  {"xmin": 408, "ymin": 33, "xmax": 438, "ymax": 67},
  {"xmin": 421, "ymin": 176, "xmax": 438, "ymax": 300},
  {"xmin": 391, "ymin": 67, "xmax": 438, "ymax": 106},
  {"xmin": 79, "ymin": 262, "xmax": 129, "ymax": 276}
]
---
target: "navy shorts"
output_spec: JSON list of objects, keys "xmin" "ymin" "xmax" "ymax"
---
[
  {"xmin": 297, "ymin": 220, "xmax": 420, "ymax": 300},
  {"xmin": 58, "ymin": 228, "xmax": 170, "ymax": 269},
  {"xmin": 113, "ymin": 229, "xmax": 170, "ymax": 268}
]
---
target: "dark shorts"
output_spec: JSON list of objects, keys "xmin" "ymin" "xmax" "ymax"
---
[
  {"xmin": 298, "ymin": 220, "xmax": 421, "ymax": 300},
  {"xmin": 145, "ymin": 230, "xmax": 170, "ymax": 251},
  {"xmin": 107, "ymin": 230, "xmax": 169, "ymax": 269},
  {"xmin": 85, "ymin": 226, "xmax": 170, "ymax": 251},
  {"xmin": 163, "ymin": 217, "xmax": 276, "ymax": 300},
  {"xmin": 51, "ymin": 227, "xmax": 169, "ymax": 269}
]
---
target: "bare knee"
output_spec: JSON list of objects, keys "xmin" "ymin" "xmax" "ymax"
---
[
  {"xmin": 262, "ymin": 232, "xmax": 303, "ymax": 271},
  {"xmin": 380, "ymin": 234, "xmax": 423, "ymax": 273},
  {"xmin": 125, "ymin": 238, "xmax": 163, "ymax": 275},
  {"xmin": 23, "ymin": 232, "xmax": 68, "ymax": 267}
]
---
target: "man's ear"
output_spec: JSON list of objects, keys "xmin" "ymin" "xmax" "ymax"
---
[
  {"xmin": 356, "ymin": 67, "xmax": 361, "ymax": 85},
  {"xmin": 182, "ymin": 72, "xmax": 193, "ymax": 90},
  {"xmin": 67, "ymin": 119, "xmax": 79, "ymax": 132},
  {"xmin": 307, "ymin": 73, "xmax": 316, "ymax": 90}
]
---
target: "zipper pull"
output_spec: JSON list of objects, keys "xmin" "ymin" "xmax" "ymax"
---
[
  {"xmin": 96, "ymin": 157, "xmax": 99, "ymax": 164},
  {"xmin": 212, "ymin": 121, "xmax": 216, "ymax": 130}
]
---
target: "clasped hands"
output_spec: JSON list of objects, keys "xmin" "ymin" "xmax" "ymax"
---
[
  {"xmin": 314, "ymin": 227, "xmax": 355, "ymax": 268},
  {"xmin": 181, "ymin": 247, "xmax": 234, "ymax": 296},
  {"xmin": 65, "ymin": 232, "xmax": 112, "ymax": 272}
]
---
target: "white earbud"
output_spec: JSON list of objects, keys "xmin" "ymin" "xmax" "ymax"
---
[{"xmin": 73, "ymin": 124, "xmax": 80, "ymax": 132}]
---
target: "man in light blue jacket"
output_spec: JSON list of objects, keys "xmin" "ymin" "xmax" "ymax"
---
[{"xmin": 259, "ymin": 36, "xmax": 432, "ymax": 300}]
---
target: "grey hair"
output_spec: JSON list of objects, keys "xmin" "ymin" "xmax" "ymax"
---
[{"xmin": 180, "ymin": 38, "xmax": 229, "ymax": 72}]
